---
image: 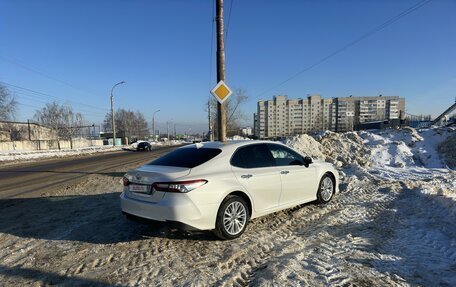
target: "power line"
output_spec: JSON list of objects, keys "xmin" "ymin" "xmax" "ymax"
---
[
  {"xmin": 209, "ymin": 0, "xmax": 215, "ymax": 91},
  {"xmin": 15, "ymin": 102, "xmax": 43, "ymax": 110},
  {"xmin": 11, "ymin": 88, "xmax": 107, "ymax": 113},
  {"xmin": 225, "ymin": 0, "xmax": 234, "ymax": 42},
  {"xmin": 256, "ymin": 0, "xmax": 433, "ymax": 98},
  {"xmin": 0, "ymin": 55, "xmax": 104, "ymax": 97},
  {"xmin": 1, "ymin": 81, "xmax": 110, "ymax": 112},
  {"xmin": 15, "ymin": 100, "xmax": 106, "ymax": 121},
  {"xmin": 11, "ymin": 90, "xmax": 108, "ymax": 115},
  {"xmin": 13, "ymin": 93, "xmax": 107, "ymax": 116}
]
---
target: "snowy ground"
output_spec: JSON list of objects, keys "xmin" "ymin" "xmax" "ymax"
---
[
  {"xmin": 0, "ymin": 127, "xmax": 455, "ymax": 286},
  {"xmin": 0, "ymin": 145, "xmax": 123, "ymax": 164},
  {"xmin": 0, "ymin": 141, "xmax": 185, "ymax": 165}
]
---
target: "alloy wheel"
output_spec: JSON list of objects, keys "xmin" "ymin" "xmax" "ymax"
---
[
  {"xmin": 320, "ymin": 177, "xmax": 334, "ymax": 202},
  {"xmin": 223, "ymin": 201, "xmax": 247, "ymax": 235}
]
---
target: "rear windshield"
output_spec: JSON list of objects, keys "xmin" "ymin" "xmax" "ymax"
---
[{"xmin": 148, "ymin": 147, "xmax": 222, "ymax": 168}]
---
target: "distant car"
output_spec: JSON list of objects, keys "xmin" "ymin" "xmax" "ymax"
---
[
  {"xmin": 120, "ymin": 141, "xmax": 339, "ymax": 239},
  {"xmin": 130, "ymin": 140, "xmax": 145, "ymax": 149},
  {"xmin": 136, "ymin": 141, "xmax": 152, "ymax": 151}
]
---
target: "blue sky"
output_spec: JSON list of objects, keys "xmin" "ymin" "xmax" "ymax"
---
[{"xmin": 0, "ymin": 0, "xmax": 455, "ymax": 133}]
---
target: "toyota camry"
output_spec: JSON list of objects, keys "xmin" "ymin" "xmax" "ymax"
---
[{"xmin": 120, "ymin": 141, "xmax": 339, "ymax": 239}]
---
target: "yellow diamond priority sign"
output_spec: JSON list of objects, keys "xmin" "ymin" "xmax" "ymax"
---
[{"xmin": 211, "ymin": 80, "xmax": 232, "ymax": 104}]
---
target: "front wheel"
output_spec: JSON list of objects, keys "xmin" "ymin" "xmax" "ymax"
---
[
  {"xmin": 316, "ymin": 174, "xmax": 335, "ymax": 204},
  {"xmin": 214, "ymin": 195, "xmax": 249, "ymax": 240}
]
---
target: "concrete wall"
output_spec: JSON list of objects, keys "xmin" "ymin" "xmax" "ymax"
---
[
  {"xmin": 0, "ymin": 121, "xmax": 57, "ymax": 141},
  {"xmin": 0, "ymin": 139, "xmax": 104, "ymax": 152}
]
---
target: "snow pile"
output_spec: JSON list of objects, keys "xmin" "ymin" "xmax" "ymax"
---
[
  {"xmin": 286, "ymin": 131, "xmax": 372, "ymax": 168},
  {"xmin": 287, "ymin": 127, "xmax": 454, "ymax": 171},
  {"xmin": 438, "ymin": 132, "xmax": 456, "ymax": 169},
  {"xmin": 284, "ymin": 134, "xmax": 325, "ymax": 159},
  {"xmin": 0, "ymin": 145, "xmax": 123, "ymax": 163},
  {"xmin": 287, "ymin": 127, "xmax": 455, "ymax": 205},
  {"xmin": 412, "ymin": 128, "xmax": 453, "ymax": 168},
  {"xmin": 358, "ymin": 129, "xmax": 417, "ymax": 168},
  {"xmin": 318, "ymin": 131, "xmax": 371, "ymax": 167}
]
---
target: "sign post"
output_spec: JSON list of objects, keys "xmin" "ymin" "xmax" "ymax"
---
[{"xmin": 211, "ymin": 80, "xmax": 232, "ymax": 104}]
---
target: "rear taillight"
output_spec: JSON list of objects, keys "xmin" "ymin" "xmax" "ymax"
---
[
  {"xmin": 152, "ymin": 180, "xmax": 207, "ymax": 193},
  {"xmin": 122, "ymin": 177, "xmax": 130, "ymax": 186}
]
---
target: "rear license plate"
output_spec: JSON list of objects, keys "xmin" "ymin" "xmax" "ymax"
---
[{"xmin": 129, "ymin": 184, "xmax": 150, "ymax": 193}]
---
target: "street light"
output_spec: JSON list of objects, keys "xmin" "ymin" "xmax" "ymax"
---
[
  {"xmin": 167, "ymin": 118, "xmax": 173, "ymax": 143},
  {"xmin": 152, "ymin": 109, "xmax": 160, "ymax": 141},
  {"xmin": 110, "ymin": 81, "xmax": 126, "ymax": 146}
]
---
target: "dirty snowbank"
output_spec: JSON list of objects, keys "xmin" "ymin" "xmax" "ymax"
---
[
  {"xmin": 287, "ymin": 126, "xmax": 455, "ymax": 170},
  {"xmin": 0, "ymin": 141, "xmax": 186, "ymax": 164},
  {"xmin": 285, "ymin": 131, "xmax": 372, "ymax": 168},
  {"xmin": 287, "ymin": 127, "xmax": 455, "ymax": 199},
  {"xmin": 438, "ymin": 132, "xmax": 456, "ymax": 168},
  {"xmin": 0, "ymin": 145, "xmax": 123, "ymax": 164}
]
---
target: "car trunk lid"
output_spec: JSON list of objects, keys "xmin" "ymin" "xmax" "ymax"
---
[{"xmin": 125, "ymin": 165, "xmax": 191, "ymax": 203}]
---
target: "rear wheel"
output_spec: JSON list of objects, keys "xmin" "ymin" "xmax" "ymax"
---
[
  {"xmin": 317, "ymin": 174, "xmax": 334, "ymax": 204},
  {"xmin": 214, "ymin": 195, "xmax": 249, "ymax": 240}
]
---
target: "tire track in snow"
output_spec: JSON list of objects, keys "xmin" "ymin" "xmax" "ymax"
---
[{"xmin": 242, "ymin": 176, "xmax": 397, "ymax": 287}]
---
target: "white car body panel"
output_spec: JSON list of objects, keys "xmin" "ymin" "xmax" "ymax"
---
[
  {"xmin": 231, "ymin": 165, "xmax": 281, "ymax": 213},
  {"xmin": 120, "ymin": 140, "xmax": 340, "ymax": 231},
  {"xmin": 278, "ymin": 164, "xmax": 318, "ymax": 206}
]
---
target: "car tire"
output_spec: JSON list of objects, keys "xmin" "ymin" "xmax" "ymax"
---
[
  {"xmin": 214, "ymin": 195, "xmax": 249, "ymax": 240},
  {"xmin": 316, "ymin": 173, "xmax": 335, "ymax": 204}
]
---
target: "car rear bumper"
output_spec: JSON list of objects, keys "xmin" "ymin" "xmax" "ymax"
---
[
  {"xmin": 120, "ymin": 191, "xmax": 218, "ymax": 230},
  {"xmin": 122, "ymin": 212, "xmax": 198, "ymax": 231}
]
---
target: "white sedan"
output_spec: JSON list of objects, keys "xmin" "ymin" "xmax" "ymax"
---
[{"xmin": 120, "ymin": 141, "xmax": 339, "ymax": 239}]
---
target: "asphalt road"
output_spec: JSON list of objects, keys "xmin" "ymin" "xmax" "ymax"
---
[{"xmin": 0, "ymin": 146, "xmax": 177, "ymax": 198}]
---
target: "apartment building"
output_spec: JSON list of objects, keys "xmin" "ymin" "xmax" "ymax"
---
[
  {"xmin": 254, "ymin": 95, "xmax": 405, "ymax": 138},
  {"xmin": 332, "ymin": 96, "xmax": 405, "ymax": 132},
  {"xmin": 255, "ymin": 94, "xmax": 333, "ymax": 139}
]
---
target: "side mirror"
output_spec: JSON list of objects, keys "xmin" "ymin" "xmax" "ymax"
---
[
  {"xmin": 290, "ymin": 160, "xmax": 303, "ymax": 166},
  {"xmin": 303, "ymin": 156, "xmax": 313, "ymax": 167}
]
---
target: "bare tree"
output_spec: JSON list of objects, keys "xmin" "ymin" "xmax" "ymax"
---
[
  {"xmin": 34, "ymin": 102, "xmax": 84, "ymax": 149},
  {"xmin": 0, "ymin": 84, "xmax": 17, "ymax": 121},
  {"xmin": 103, "ymin": 109, "xmax": 149, "ymax": 141},
  {"xmin": 134, "ymin": 111, "xmax": 148, "ymax": 139},
  {"xmin": 206, "ymin": 88, "xmax": 249, "ymax": 138},
  {"xmin": 59, "ymin": 106, "xmax": 84, "ymax": 148}
]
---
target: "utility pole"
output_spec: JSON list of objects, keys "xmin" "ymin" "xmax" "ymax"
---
[
  {"xmin": 152, "ymin": 109, "xmax": 160, "ymax": 141},
  {"xmin": 208, "ymin": 100, "xmax": 213, "ymax": 141},
  {"xmin": 110, "ymin": 81, "xmax": 125, "ymax": 146},
  {"xmin": 27, "ymin": 119, "xmax": 31, "ymax": 140},
  {"xmin": 111, "ymin": 95, "xmax": 115, "ymax": 145},
  {"xmin": 216, "ymin": 0, "xmax": 226, "ymax": 142}
]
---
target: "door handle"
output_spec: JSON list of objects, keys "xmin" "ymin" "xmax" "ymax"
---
[
  {"xmin": 241, "ymin": 174, "xmax": 253, "ymax": 179},
  {"xmin": 280, "ymin": 170, "xmax": 289, "ymax": 175}
]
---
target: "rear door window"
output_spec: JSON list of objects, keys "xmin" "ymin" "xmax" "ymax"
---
[
  {"xmin": 148, "ymin": 147, "xmax": 222, "ymax": 168},
  {"xmin": 231, "ymin": 144, "xmax": 275, "ymax": 169},
  {"xmin": 267, "ymin": 144, "xmax": 304, "ymax": 166}
]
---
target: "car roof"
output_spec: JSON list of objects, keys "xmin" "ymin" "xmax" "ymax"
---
[{"xmin": 181, "ymin": 140, "xmax": 286, "ymax": 154}]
